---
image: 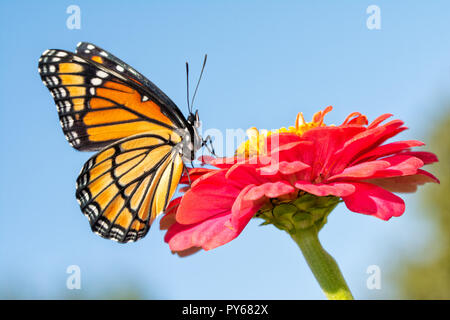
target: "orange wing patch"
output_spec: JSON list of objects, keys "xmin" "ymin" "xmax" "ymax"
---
[
  {"xmin": 91, "ymin": 55, "xmax": 103, "ymax": 64},
  {"xmin": 83, "ymin": 109, "xmax": 139, "ymax": 126},
  {"xmin": 38, "ymin": 50, "xmax": 181, "ymax": 151},
  {"xmin": 59, "ymin": 62, "xmax": 83, "ymax": 73},
  {"xmin": 97, "ymin": 81, "xmax": 175, "ymax": 126}
]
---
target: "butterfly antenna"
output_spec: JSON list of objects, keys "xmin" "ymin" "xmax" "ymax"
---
[
  {"xmin": 191, "ymin": 54, "xmax": 207, "ymax": 108},
  {"xmin": 186, "ymin": 62, "xmax": 192, "ymax": 114}
]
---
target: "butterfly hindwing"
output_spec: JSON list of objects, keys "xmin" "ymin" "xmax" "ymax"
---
[
  {"xmin": 38, "ymin": 49, "xmax": 183, "ymax": 151},
  {"xmin": 76, "ymin": 132, "xmax": 184, "ymax": 243}
]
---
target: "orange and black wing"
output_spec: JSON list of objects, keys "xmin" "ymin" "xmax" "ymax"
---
[
  {"xmin": 75, "ymin": 42, "xmax": 188, "ymax": 128},
  {"xmin": 38, "ymin": 44, "xmax": 191, "ymax": 242},
  {"xmin": 38, "ymin": 47, "xmax": 187, "ymax": 151},
  {"xmin": 76, "ymin": 131, "xmax": 184, "ymax": 242},
  {"xmin": 75, "ymin": 42, "xmax": 177, "ymax": 102}
]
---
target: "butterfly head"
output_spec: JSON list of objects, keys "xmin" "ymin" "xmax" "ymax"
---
[
  {"xmin": 187, "ymin": 110, "xmax": 201, "ymax": 128},
  {"xmin": 178, "ymin": 110, "xmax": 202, "ymax": 163}
]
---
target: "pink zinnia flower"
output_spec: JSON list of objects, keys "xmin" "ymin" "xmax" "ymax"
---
[{"xmin": 160, "ymin": 107, "xmax": 439, "ymax": 256}]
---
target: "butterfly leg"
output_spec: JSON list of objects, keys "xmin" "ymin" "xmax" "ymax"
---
[
  {"xmin": 183, "ymin": 165, "xmax": 193, "ymax": 187},
  {"xmin": 202, "ymin": 135, "xmax": 216, "ymax": 157}
]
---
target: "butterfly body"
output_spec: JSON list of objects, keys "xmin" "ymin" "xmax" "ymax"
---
[{"xmin": 38, "ymin": 42, "xmax": 202, "ymax": 243}]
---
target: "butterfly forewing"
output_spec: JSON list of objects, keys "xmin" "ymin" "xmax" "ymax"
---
[
  {"xmin": 75, "ymin": 42, "xmax": 188, "ymax": 128},
  {"xmin": 38, "ymin": 49, "xmax": 180, "ymax": 151}
]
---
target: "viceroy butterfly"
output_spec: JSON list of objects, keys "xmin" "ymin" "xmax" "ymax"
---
[{"xmin": 38, "ymin": 42, "xmax": 209, "ymax": 243}]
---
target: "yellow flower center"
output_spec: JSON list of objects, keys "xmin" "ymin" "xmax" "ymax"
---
[{"xmin": 236, "ymin": 106, "xmax": 333, "ymax": 158}]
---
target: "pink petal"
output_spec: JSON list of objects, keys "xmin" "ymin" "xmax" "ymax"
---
[
  {"xmin": 342, "ymin": 182, "xmax": 405, "ymax": 220},
  {"xmin": 265, "ymin": 133, "xmax": 302, "ymax": 154},
  {"xmin": 166, "ymin": 185, "xmax": 261, "ymax": 252},
  {"xmin": 299, "ymin": 126, "xmax": 367, "ymax": 178},
  {"xmin": 294, "ymin": 181, "xmax": 356, "ymax": 197},
  {"xmin": 331, "ymin": 120, "xmax": 405, "ymax": 174},
  {"xmin": 367, "ymin": 154, "xmax": 424, "ymax": 179},
  {"xmin": 330, "ymin": 154, "xmax": 424, "ymax": 181},
  {"xmin": 398, "ymin": 151, "xmax": 438, "ymax": 165},
  {"xmin": 225, "ymin": 163, "xmax": 269, "ymax": 186},
  {"xmin": 245, "ymin": 181, "xmax": 296, "ymax": 201},
  {"xmin": 257, "ymin": 160, "xmax": 310, "ymax": 176},
  {"xmin": 230, "ymin": 184, "xmax": 266, "ymax": 232},
  {"xmin": 202, "ymin": 155, "xmax": 242, "ymax": 169},
  {"xmin": 351, "ymin": 140, "xmax": 425, "ymax": 164},
  {"xmin": 176, "ymin": 170, "xmax": 241, "ymax": 225},
  {"xmin": 275, "ymin": 140, "xmax": 315, "ymax": 165},
  {"xmin": 210, "ymin": 154, "xmax": 275, "ymax": 170},
  {"xmin": 165, "ymin": 212, "xmax": 238, "ymax": 252},
  {"xmin": 190, "ymin": 169, "xmax": 225, "ymax": 188},
  {"xmin": 365, "ymin": 169, "xmax": 439, "ymax": 193},
  {"xmin": 327, "ymin": 160, "xmax": 391, "ymax": 181}
]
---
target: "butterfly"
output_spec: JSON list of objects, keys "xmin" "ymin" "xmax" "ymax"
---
[{"xmin": 38, "ymin": 42, "xmax": 209, "ymax": 243}]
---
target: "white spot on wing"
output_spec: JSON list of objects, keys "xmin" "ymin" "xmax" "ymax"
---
[
  {"xmin": 51, "ymin": 76, "xmax": 59, "ymax": 85},
  {"xmin": 96, "ymin": 71, "xmax": 108, "ymax": 78},
  {"xmin": 64, "ymin": 100, "xmax": 71, "ymax": 112},
  {"xmin": 59, "ymin": 87, "xmax": 67, "ymax": 97},
  {"xmin": 91, "ymin": 78, "xmax": 102, "ymax": 86}
]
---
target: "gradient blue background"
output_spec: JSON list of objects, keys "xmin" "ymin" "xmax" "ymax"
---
[{"xmin": 0, "ymin": 0, "xmax": 448, "ymax": 299}]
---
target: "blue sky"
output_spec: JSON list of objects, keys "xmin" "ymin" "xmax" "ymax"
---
[{"xmin": 0, "ymin": 0, "xmax": 448, "ymax": 299}]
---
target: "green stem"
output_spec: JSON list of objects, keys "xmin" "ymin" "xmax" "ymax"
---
[{"xmin": 290, "ymin": 226, "xmax": 354, "ymax": 300}]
